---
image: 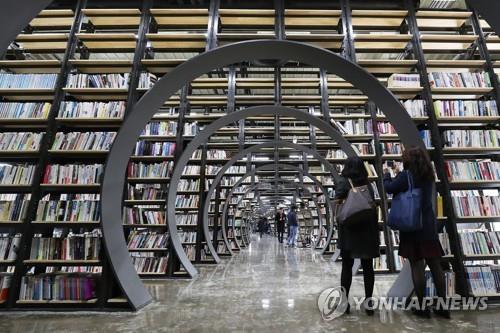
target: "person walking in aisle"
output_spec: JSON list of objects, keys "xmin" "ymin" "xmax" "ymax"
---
[
  {"xmin": 335, "ymin": 156, "xmax": 379, "ymax": 315},
  {"xmin": 287, "ymin": 206, "xmax": 298, "ymax": 247},
  {"xmin": 275, "ymin": 207, "xmax": 286, "ymax": 243},
  {"xmin": 257, "ymin": 216, "xmax": 267, "ymax": 239},
  {"xmin": 383, "ymin": 146, "xmax": 450, "ymax": 319}
]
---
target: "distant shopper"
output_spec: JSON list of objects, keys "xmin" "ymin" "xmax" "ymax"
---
[
  {"xmin": 335, "ymin": 156, "xmax": 379, "ymax": 315},
  {"xmin": 257, "ymin": 216, "xmax": 267, "ymax": 239},
  {"xmin": 275, "ymin": 207, "xmax": 286, "ymax": 243},
  {"xmin": 384, "ymin": 146, "xmax": 450, "ymax": 319},
  {"xmin": 287, "ymin": 206, "xmax": 298, "ymax": 247}
]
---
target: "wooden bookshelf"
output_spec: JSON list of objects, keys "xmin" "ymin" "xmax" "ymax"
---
[
  {"xmin": 82, "ymin": 8, "xmax": 141, "ymax": 27},
  {"xmin": 76, "ymin": 33, "xmax": 137, "ymax": 50},
  {"xmin": 150, "ymin": 9, "xmax": 208, "ymax": 27}
]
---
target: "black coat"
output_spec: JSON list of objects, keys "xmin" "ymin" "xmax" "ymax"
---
[
  {"xmin": 383, "ymin": 170, "xmax": 439, "ymax": 243},
  {"xmin": 275, "ymin": 212, "xmax": 286, "ymax": 232},
  {"xmin": 335, "ymin": 176, "xmax": 380, "ymax": 259}
]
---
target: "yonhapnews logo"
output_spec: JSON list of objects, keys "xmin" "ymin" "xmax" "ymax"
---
[{"xmin": 317, "ymin": 286, "xmax": 349, "ymax": 320}]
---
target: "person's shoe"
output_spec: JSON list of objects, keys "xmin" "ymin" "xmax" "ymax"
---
[
  {"xmin": 363, "ymin": 299, "xmax": 375, "ymax": 316},
  {"xmin": 433, "ymin": 308, "xmax": 451, "ymax": 319},
  {"xmin": 412, "ymin": 308, "xmax": 431, "ymax": 318},
  {"xmin": 344, "ymin": 303, "xmax": 351, "ymax": 315}
]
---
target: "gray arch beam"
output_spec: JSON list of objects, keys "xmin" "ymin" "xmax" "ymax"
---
[
  {"xmin": 202, "ymin": 138, "xmax": 341, "ymax": 264},
  {"xmin": 219, "ymin": 166, "xmax": 331, "ymax": 254},
  {"xmin": 222, "ymin": 176, "xmax": 322, "ymax": 252},
  {"xmin": 229, "ymin": 180, "xmax": 315, "ymax": 248},
  {"xmin": 221, "ymin": 174, "xmax": 326, "ymax": 249},
  {"xmin": 101, "ymin": 40, "xmax": 426, "ymax": 306}
]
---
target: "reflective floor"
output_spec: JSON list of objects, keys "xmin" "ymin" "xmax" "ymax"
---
[{"xmin": 1, "ymin": 235, "xmax": 499, "ymax": 332}]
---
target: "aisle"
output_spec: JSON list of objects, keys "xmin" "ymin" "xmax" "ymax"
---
[{"xmin": 0, "ymin": 235, "xmax": 499, "ymax": 332}]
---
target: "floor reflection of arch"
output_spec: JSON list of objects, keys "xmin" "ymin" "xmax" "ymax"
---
[
  {"xmin": 202, "ymin": 138, "xmax": 344, "ymax": 264},
  {"xmin": 219, "ymin": 165, "xmax": 333, "ymax": 256}
]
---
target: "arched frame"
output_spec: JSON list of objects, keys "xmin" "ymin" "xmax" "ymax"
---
[
  {"xmin": 202, "ymin": 139, "xmax": 343, "ymax": 263},
  {"xmin": 217, "ymin": 162, "xmax": 334, "ymax": 257}
]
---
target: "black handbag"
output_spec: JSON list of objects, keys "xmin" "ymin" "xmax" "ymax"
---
[{"xmin": 336, "ymin": 178, "xmax": 375, "ymax": 226}]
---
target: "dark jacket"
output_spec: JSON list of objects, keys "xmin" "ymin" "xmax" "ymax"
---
[
  {"xmin": 287, "ymin": 211, "xmax": 298, "ymax": 226},
  {"xmin": 335, "ymin": 176, "xmax": 379, "ymax": 259},
  {"xmin": 275, "ymin": 212, "xmax": 286, "ymax": 232},
  {"xmin": 257, "ymin": 217, "xmax": 267, "ymax": 232},
  {"xmin": 383, "ymin": 170, "xmax": 438, "ymax": 242}
]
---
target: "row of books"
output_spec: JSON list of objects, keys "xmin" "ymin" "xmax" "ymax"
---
[
  {"xmin": 179, "ymin": 232, "xmax": 197, "ymax": 243},
  {"xmin": 387, "ymin": 74, "xmax": 421, "ymax": 88},
  {"xmin": 0, "ymin": 132, "xmax": 43, "ymax": 151},
  {"xmin": 123, "ymin": 207, "xmax": 165, "ymax": 225},
  {"xmin": 375, "ymin": 121, "xmax": 397, "ymax": 135},
  {"xmin": 381, "ymin": 142, "xmax": 403, "ymax": 155},
  {"xmin": 459, "ymin": 230, "xmax": 500, "ymax": 256},
  {"xmin": 332, "ymin": 119, "xmax": 372, "ymax": 135},
  {"xmin": 451, "ymin": 190, "xmax": 500, "ymax": 217},
  {"xmin": 326, "ymin": 143, "xmax": 374, "ymax": 158},
  {"xmin": 444, "ymin": 160, "xmax": 500, "ymax": 182},
  {"xmin": 42, "ymin": 164, "xmax": 103, "ymax": 185},
  {"xmin": 29, "ymin": 231, "xmax": 101, "ymax": 261},
  {"xmin": 178, "ymin": 179, "xmax": 200, "ymax": 191},
  {"xmin": 138, "ymin": 72, "xmax": 157, "ymax": 89},
  {"xmin": 176, "ymin": 214, "xmax": 197, "ymax": 226},
  {"xmin": 0, "ymin": 73, "xmax": 58, "ymax": 89},
  {"xmin": 225, "ymin": 166, "xmax": 246, "ymax": 174},
  {"xmin": 401, "ymin": 99, "xmax": 426, "ymax": 117},
  {"xmin": 127, "ymin": 161, "xmax": 173, "ymax": 178},
  {"xmin": 18, "ymin": 274, "xmax": 97, "ymax": 301},
  {"xmin": 379, "ymin": 230, "xmax": 400, "ymax": 247},
  {"xmin": 184, "ymin": 122, "xmax": 200, "ymax": 136},
  {"xmin": 127, "ymin": 231, "xmax": 169, "ymax": 249},
  {"xmin": 134, "ymin": 141, "xmax": 176, "ymax": 156},
  {"xmin": 0, "ymin": 102, "xmax": 51, "ymax": 119},
  {"xmin": 439, "ymin": 233, "xmax": 452, "ymax": 256},
  {"xmin": 433, "ymin": 100, "xmax": 498, "ymax": 118},
  {"xmin": 424, "ymin": 270, "xmax": 456, "ymax": 298},
  {"xmin": 141, "ymin": 121, "xmax": 177, "ymax": 136},
  {"xmin": 465, "ymin": 265, "xmax": 500, "ymax": 296},
  {"xmin": 51, "ymin": 132, "xmax": 116, "ymax": 151},
  {"xmin": 130, "ymin": 253, "xmax": 168, "ymax": 274},
  {"xmin": 0, "ymin": 194, "xmax": 30, "ymax": 221},
  {"xmin": 66, "ymin": 73, "xmax": 129, "ymax": 88},
  {"xmin": 184, "ymin": 244, "xmax": 196, "ymax": 261},
  {"xmin": 128, "ymin": 184, "xmax": 166, "ymax": 200},
  {"xmin": 175, "ymin": 195, "xmax": 199, "ymax": 208},
  {"xmin": 184, "ymin": 165, "xmax": 201, "ymax": 175},
  {"xmin": 445, "ymin": 129, "xmax": 500, "ymax": 148},
  {"xmin": 428, "ymin": 71, "xmax": 491, "ymax": 88},
  {"xmin": 36, "ymin": 194, "xmax": 100, "ymax": 222},
  {"xmin": 0, "ymin": 234, "xmax": 20, "ymax": 260},
  {"xmin": 58, "ymin": 101, "xmax": 125, "ymax": 119},
  {"xmin": 0, "ymin": 164, "xmax": 36, "ymax": 185}
]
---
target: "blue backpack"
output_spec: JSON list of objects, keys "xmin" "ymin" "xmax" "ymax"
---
[{"xmin": 388, "ymin": 172, "xmax": 423, "ymax": 232}]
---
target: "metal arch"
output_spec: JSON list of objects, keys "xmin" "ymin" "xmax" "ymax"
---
[
  {"xmin": 220, "ymin": 166, "xmax": 332, "ymax": 254},
  {"xmin": 226, "ymin": 179, "xmax": 322, "ymax": 249},
  {"xmin": 202, "ymin": 138, "xmax": 342, "ymax": 264},
  {"xmin": 233, "ymin": 181, "xmax": 316, "ymax": 248},
  {"xmin": 229, "ymin": 176, "xmax": 333, "ymax": 252},
  {"xmin": 229, "ymin": 180, "xmax": 314, "ymax": 249},
  {"xmin": 101, "ymin": 40, "xmax": 427, "ymax": 306}
]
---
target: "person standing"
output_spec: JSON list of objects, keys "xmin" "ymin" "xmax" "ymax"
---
[
  {"xmin": 383, "ymin": 146, "xmax": 449, "ymax": 319},
  {"xmin": 335, "ymin": 156, "xmax": 379, "ymax": 315},
  {"xmin": 287, "ymin": 206, "xmax": 298, "ymax": 247},
  {"xmin": 275, "ymin": 207, "xmax": 286, "ymax": 243},
  {"xmin": 257, "ymin": 216, "xmax": 266, "ymax": 239}
]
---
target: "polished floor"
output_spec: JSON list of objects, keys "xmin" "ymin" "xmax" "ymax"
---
[{"xmin": 1, "ymin": 235, "xmax": 499, "ymax": 332}]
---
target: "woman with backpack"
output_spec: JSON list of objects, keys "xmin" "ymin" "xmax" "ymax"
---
[
  {"xmin": 383, "ymin": 146, "xmax": 449, "ymax": 319},
  {"xmin": 335, "ymin": 156, "xmax": 379, "ymax": 315}
]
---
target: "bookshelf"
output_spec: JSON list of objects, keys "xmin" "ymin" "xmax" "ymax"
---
[{"xmin": 0, "ymin": 0, "xmax": 499, "ymax": 311}]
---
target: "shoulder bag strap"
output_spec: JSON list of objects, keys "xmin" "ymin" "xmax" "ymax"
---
[{"xmin": 347, "ymin": 178, "xmax": 357, "ymax": 192}]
